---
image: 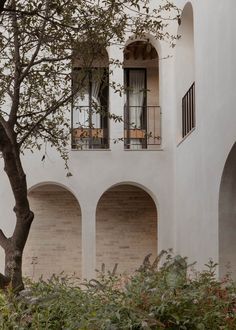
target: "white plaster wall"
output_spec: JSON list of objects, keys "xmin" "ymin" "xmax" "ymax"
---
[
  {"xmin": 174, "ymin": 0, "xmax": 236, "ymax": 272},
  {"xmin": 175, "ymin": 1, "xmax": 195, "ymax": 140},
  {"xmin": 1, "ymin": 0, "xmax": 236, "ymax": 279},
  {"xmin": 0, "ymin": 22, "xmax": 176, "ymax": 278}
]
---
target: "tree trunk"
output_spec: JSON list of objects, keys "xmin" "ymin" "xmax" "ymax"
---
[
  {"xmin": 4, "ymin": 211, "xmax": 34, "ymax": 291},
  {"xmin": 5, "ymin": 241, "xmax": 24, "ymax": 291},
  {"xmin": 0, "ymin": 125, "xmax": 34, "ymax": 292}
]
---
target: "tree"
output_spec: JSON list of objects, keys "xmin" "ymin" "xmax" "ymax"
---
[
  {"xmin": 0, "ymin": 0, "xmax": 7, "ymax": 13},
  {"xmin": 0, "ymin": 0, "xmax": 179, "ymax": 291}
]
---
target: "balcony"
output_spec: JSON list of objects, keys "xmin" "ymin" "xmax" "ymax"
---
[
  {"xmin": 72, "ymin": 106, "xmax": 109, "ymax": 149},
  {"xmin": 124, "ymin": 105, "xmax": 161, "ymax": 150}
]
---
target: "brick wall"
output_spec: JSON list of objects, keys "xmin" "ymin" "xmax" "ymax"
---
[
  {"xmin": 23, "ymin": 185, "xmax": 82, "ymax": 280},
  {"xmin": 23, "ymin": 184, "xmax": 157, "ymax": 279},
  {"xmin": 96, "ymin": 185, "xmax": 157, "ymax": 274}
]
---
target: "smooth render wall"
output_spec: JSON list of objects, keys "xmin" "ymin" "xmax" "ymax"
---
[
  {"xmin": 0, "ymin": 0, "xmax": 178, "ymax": 278},
  {"xmin": 174, "ymin": 0, "xmax": 236, "ymax": 273}
]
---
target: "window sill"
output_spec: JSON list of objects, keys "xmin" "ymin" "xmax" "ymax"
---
[
  {"xmin": 177, "ymin": 127, "xmax": 196, "ymax": 147},
  {"xmin": 124, "ymin": 148, "xmax": 163, "ymax": 151},
  {"xmin": 71, "ymin": 148, "xmax": 111, "ymax": 151}
]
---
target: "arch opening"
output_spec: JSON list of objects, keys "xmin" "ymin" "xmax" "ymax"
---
[
  {"xmin": 96, "ymin": 184, "xmax": 158, "ymax": 273},
  {"xmin": 23, "ymin": 184, "xmax": 82, "ymax": 280},
  {"xmin": 72, "ymin": 45, "xmax": 109, "ymax": 150},
  {"xmin": 219, "ymin": 142, "xmax": 236, "ymax": 279},
  {"xmin": 123, "ymin": 39, "xmax": 161, "ymax": 150}
]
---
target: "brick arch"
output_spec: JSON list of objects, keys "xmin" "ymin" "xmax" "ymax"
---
[
  {"xmin": 96, "ymin": 184, "xmax": 157, "ymax": 274},
  {"xmin": 28, "ymin": 181, "xmax": 79, "ymax": 202},
  {"xmin": 23, "ymin": 183, "xmax": 82, "ymax": 280},
  {"xmin": 124, "ymin": 33, "xmax": 162, "ymax": 58}
]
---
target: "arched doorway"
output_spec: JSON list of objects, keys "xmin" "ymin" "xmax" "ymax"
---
[
  {"xmin": 96, "ymin": 184, "xmax": 158, "ymax": 273},
  {"xmin": 123, "ymin": 39, "xmax": 161, "ymax": 150},
  {"xmin": 72, "ymin": 44, "xmax": 109, "ymax": 150},
  {"xmin": 23, "ymin": 184, "xmax": 82, "ymax": 280},
  {"xmin": 219, "ymin": 143, "xmax": 236, "ymax": 279}
]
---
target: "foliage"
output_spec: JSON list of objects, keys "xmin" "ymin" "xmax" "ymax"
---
[{"xmin": 1, "ymin": 251, "xmax": 236, "ymax": 329}]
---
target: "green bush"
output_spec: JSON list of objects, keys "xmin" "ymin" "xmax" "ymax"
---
[{"xmin": 0, "ymin": 251, "xmax": 236, "ymax": 329}]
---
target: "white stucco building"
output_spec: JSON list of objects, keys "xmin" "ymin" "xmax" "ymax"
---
[{"xmin": 1, "ymin": 0, "xmax": 236, "ymax": 280}]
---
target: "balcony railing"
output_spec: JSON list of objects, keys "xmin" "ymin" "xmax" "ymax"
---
[
  {"xmin": 124, "ymin": 106, "xmax": 161, "ymax": 149},
  {"xmin": 72, "ymin": 106, "xmax": 109, "ymax": 149},
  {"xmin": 182, "ymin": 82, "xmax": 195, "ymax": 138}
]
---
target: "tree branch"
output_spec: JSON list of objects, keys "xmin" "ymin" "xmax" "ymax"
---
[
  {"xmin": 2, "ymin": 8, "xmax": 37, "ymax": 15},
  {"xmin": 0, "ymin": 0, "xmax": 7, "ymax": 14},
  {"xmin": 18, "ymin": 72, "xmax": 87, "ymax": 147},
  {"xmin": 22, "ymin": 55, "xmax": 71, "ymax": 68},
  {"xmin": 8, "ymin": 0, "xmax": 21, "ymax": 126},
  {"xmin": 19, "ymin": 92, "xmax": 73, "ymax": 146},
  {"xmin": 20, "ymin": 0, "xmax": 50, "ymax": 82}
]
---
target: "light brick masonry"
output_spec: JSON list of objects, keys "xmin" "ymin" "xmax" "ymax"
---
[
  {"xmin": 96, "ymin": 185, "xmax": 157, "ymax": 274},
  {"xmin": 23, "ymin": 185, "xmax": 82, "ymax": 280},
  {"xmin": 23, "ymin": 184, "xmax": 157, "ymax": 279}
]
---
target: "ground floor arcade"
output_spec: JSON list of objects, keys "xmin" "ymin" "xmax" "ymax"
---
[{"xmin": 23, "ymin": 183, "xmax": 157, "ymax": 280}]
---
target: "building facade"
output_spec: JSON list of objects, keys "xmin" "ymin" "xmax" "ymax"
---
[{"xmin": 1, "ymin": 0, "xmax": 236, "ymax": 280}]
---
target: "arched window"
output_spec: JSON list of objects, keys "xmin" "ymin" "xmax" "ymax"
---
[
  {"xmin": 123, "ymin": 40, "xmax": 161, "ymax": 150},
  {"xmin": 72, "ymin": 45, "xmax": 109, "ymax": 149}
]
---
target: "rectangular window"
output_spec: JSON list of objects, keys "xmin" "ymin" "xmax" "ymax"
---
[
  {"xmin": 182, "ymin": 82, "xmax": 195, "ymax": 138},
  {"xmin": 124, "ymin": 68, "xmax": 161, "ymax": 150},
  {"xmin": 72, "ymin": 68, "xmax": 109, "ymax": 149},
  {"xmin": 124, "ymin": 68, "xmax": 147, "ymax": 149}
]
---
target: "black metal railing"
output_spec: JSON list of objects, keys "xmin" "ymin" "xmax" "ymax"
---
[
  {"xmin": 124, "ymin": 106, "xmax": 161, "ymax": 149},
  {"xmin": 182, "ymin": 82, "xmax": 195, "ymax": 138},
  {"xmin": 72, "ymin": 106, "xmax": 109, "ymax": 149}
]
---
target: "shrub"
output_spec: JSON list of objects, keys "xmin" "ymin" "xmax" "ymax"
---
[{"xmin": 0, "ymin": 251, "xmax": 236, "ymax": 329}]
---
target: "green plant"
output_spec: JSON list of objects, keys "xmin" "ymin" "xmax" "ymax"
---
[{"xmin": 1, "ymin": 251, "xmax": 236, "ymax": 329}]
